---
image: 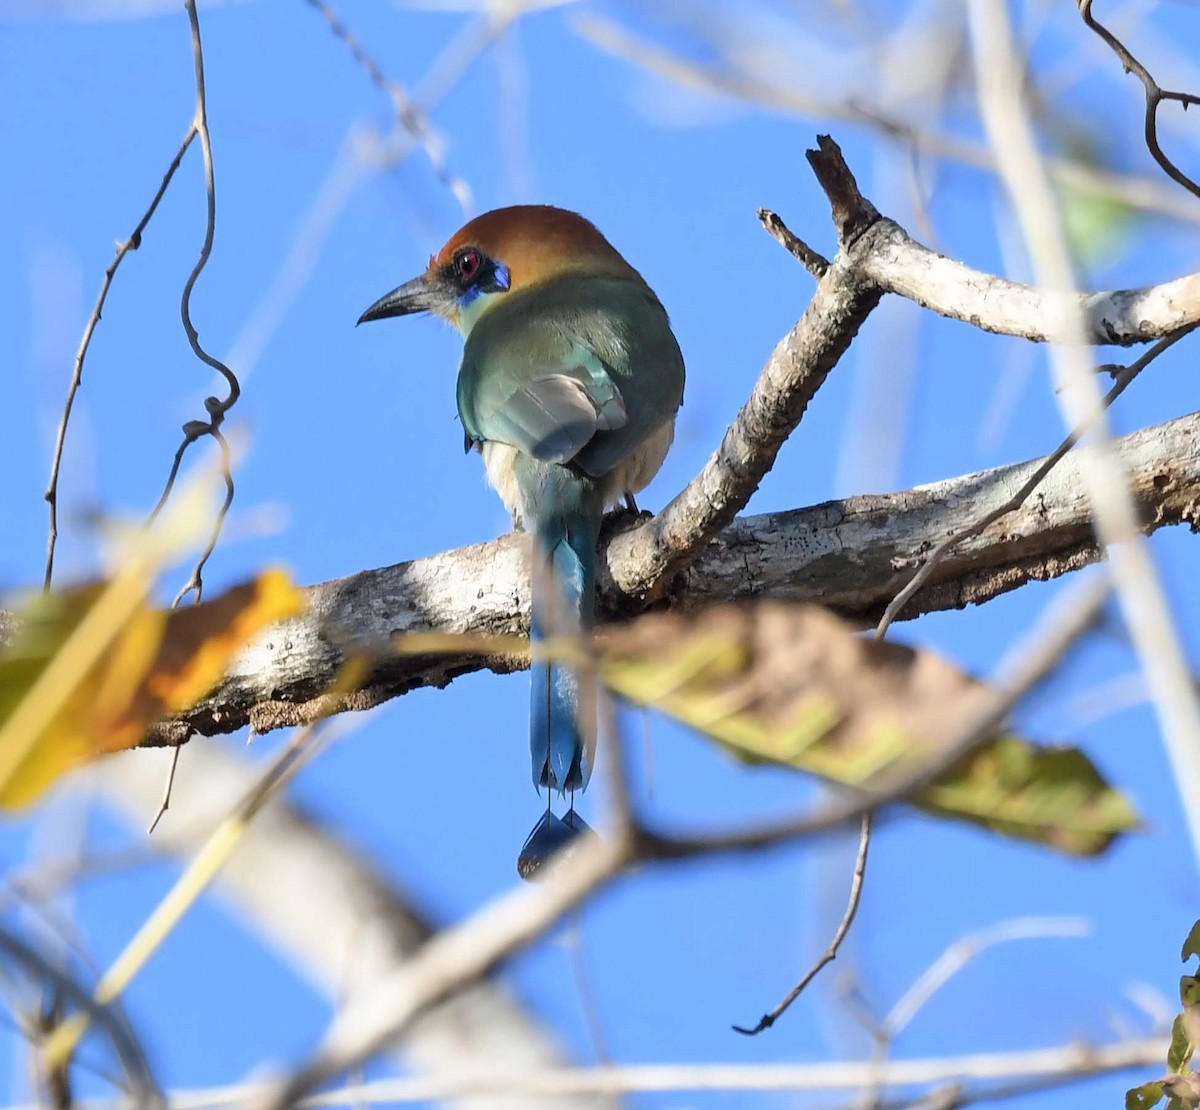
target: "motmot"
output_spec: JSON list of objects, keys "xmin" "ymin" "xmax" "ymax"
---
[{"xmin": 359, "ymin": 206, "xmax": 685, "ymax": 875}]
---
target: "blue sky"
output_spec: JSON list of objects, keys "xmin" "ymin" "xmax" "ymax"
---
[{"xmin": 3, "ymin": 1, "xmax": 1200, "ymax": 1106}]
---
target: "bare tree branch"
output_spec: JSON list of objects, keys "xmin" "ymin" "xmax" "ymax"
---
[
  {"xmin": 611, "ymin": 140, "xmax": 882, "ymax": 600},
  {"xmin": 93, "ymin": 404, "xmax": 1196, "ymax": 746},
  {"xmin": 857, "ymin": 220, "xmax": 1200, "ymax": 346}
]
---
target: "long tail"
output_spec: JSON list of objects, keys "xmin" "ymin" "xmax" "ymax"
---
[{"xmin": 528, "ymin": 493, "xmax": 601, "ymax": 794}]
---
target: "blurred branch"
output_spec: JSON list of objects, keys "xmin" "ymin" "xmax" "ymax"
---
[
  {"xmin": 161, "ymin": 1035, "xmax": 1166, "ymax": 1104},
  {"xmin": 883, "ymin": 917, "xmax": 1091, "ymax": 1039},
  {"xmin": 43, "ymin": 715, "xmax": 338, "ymax": 1071},
  {"xmin": 970, "ymin": 0, "xmax": 1200, "ymax": 866},
  {"xmin": 854, "ymin": 916, "xmax": 1093, "ymax": 1106},
  {"xmin": 303, "ymin": 0, "xmax": 471, "ymax": 212},
  {"xmin": 572, "ymin": 12, "xmax": 1200, "ymax": 225},
  {"xmin": 0, "ymin": 928, "xmax": 161, "ymax": 1108},
  {"xmin": 93, "ymin": 742, "xmax": 598, "ymax": 1110}
]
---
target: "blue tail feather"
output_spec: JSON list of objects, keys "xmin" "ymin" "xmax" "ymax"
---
[{"xmin": 529, "ymin": 505, "xmax": 599, "ymax": 793}]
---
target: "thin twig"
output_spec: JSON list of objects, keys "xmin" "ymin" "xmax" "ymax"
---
[
  {"xmin": 1079, "ymin": 0, "xmax": 1200, "ymax": 200},
  {"xmin": 170, "ymin": 430, "xmax": 235, "ymax": 608},
  {"xmin": 42, "ymin": 129, "xmax": 196, "ymax": 592},
  {"xmin": 151, "ymin": 0, "xmax": 241, "ymax": 611},
  {"xmin": 758, "ymin": 208, "xmax": 830, "ymax": 277},
  {"xmin": 303, "ymin": 0, "xmax": 471, "ymax": 211},
  {"xmin": 732, "ymin": 813, "xmax": 871, "ymax": 1035},
  {"xmin": 875, "ymin": 323, "xmax": 1198, "ymax": 638},
  {"xmin": 145, "ymin": 748, "xmax": 182, "ymax": 836}
]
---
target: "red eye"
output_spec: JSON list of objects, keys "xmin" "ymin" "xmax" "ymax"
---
[{"xmin": 456, "ymin": 249, "xmax": 481, "ymax": 283}]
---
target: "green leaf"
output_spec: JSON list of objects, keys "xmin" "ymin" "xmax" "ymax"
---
[
  {"xmin": 598, "ymin": 603, "xmax": 1139, "ymax": 857},
  {"xmin": 1182, "ymin": 921, "xmax": 1200, "ymax": 963},
  {"xmin": 1169, "ymin": 1013, "xmax": 1195, "ymax": 1073},
  {"xmin": 1182, "ymin": 978, "xmax": 1200, "ymax": 1009},
  {"xmin": 1127, "ymin": 1082, "xmax": 1165, "ymax": 1110}
]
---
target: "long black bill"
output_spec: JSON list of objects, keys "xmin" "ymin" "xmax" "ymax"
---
[{"xmin": 357, "ymin": 275, "xmax": 442, "ymax": 325}]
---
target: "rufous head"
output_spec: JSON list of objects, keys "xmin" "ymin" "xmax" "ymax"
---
[{"xmin": 358, "ymin": 205, "xmax": 643, "ymax": 333}]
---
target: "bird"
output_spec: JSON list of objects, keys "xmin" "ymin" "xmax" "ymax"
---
[{"xmin": 358, "ymin": 205, "xmax": 685, "ymax": 877}]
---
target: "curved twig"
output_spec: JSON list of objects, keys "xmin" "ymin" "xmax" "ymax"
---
[
  {"xmin": 42, "ymin": 129, "xmax": 196, "ymax": 591},
  {"xmin": 1079, "ymin": 0, "xmax": 1200, "ymax": 200},
  {"xmin": 732, "ymin": 814, "xmax": 871, "ymax": 1035}
]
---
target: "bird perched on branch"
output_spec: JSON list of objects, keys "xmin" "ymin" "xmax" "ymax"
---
[{"xmin": 359, "ymin": 205, "xmax": 685, "ymax": 877}]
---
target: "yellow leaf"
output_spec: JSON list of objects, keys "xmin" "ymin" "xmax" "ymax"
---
[
  {"xmin": 0, "ymin": 569, "xmax": 303, "ymax": 809},
  {"xmin": 598, "ymin": 603, "xmax": 1139, "ymax": 857}
]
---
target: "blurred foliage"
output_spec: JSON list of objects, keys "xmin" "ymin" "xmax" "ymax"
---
[{"xmin": 0, "ymin": 569, "xmax": 302, "ymax": 809}]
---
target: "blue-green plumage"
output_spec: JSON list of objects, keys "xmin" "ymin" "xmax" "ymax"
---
[
  {"xmin": 358, "ymin": 204, "xmax": 684, "ymax": 876},
  {"xmin": 457, "ymin": 274, "xmax": 685, "ymax": 795},
  {"xmin": 523, "ymin": 462, "xmax": 601, "ymax": 790}
]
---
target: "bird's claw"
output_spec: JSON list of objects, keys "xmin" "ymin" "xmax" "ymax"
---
[{"xmin": 600, "ymin": 505, "xmax": 651, "ymax": 542}]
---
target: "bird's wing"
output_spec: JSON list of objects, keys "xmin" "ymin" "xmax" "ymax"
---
[{"xmin": 460, "ymin": 339, "xmax": 628, "ymax": 465}]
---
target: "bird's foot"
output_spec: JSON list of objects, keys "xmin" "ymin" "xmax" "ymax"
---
[{"xmin": 600, "ymin": 504, "xmax": 651, "ymax": 542}]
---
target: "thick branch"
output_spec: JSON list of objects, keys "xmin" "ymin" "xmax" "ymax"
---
[{"xmin": 126, "ymin": 408, "xmax": 1200, "ymax": 744}]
